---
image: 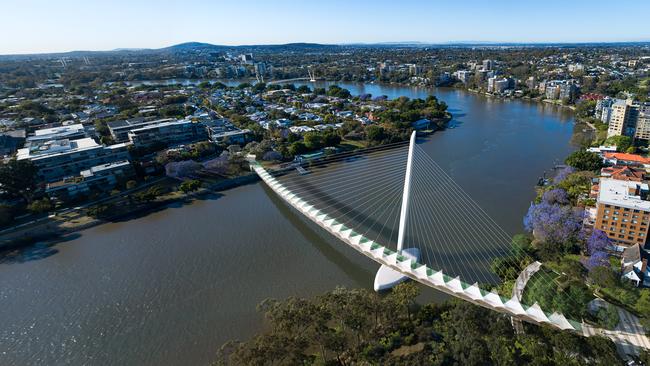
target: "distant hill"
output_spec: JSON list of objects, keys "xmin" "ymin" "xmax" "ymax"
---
[{"xmin": 2, "ymin": 40, "xmax": 650, "ymax": 60}]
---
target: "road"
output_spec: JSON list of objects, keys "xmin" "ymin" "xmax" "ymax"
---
[{"xmin": 583, "ymin": 304, "xmax": 650, "ymax": 359}]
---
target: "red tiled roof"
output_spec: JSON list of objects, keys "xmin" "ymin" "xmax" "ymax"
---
[{"xmin": 603, "ymin": 153, "xmax": 650, "ymax": 164}]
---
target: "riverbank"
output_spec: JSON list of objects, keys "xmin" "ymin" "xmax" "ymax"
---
[{"xmin": 0, "ymin": 174, "xmax": 260, "ymax": 250}]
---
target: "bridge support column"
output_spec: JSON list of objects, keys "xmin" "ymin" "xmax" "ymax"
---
[{"xmin": 374, "ymin": 131, "xmax": 420, "ymax": 291}]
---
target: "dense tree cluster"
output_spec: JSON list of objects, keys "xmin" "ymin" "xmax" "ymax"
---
[{"xmin": 217, "ymin": 285, "xmax": 622, "ymax": 365}]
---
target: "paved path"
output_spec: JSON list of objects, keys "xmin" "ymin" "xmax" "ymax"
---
[
  {"xmin": 583, "ymin": 303, "xmax": 650, "ymax": 359},
  {"xmin": 511, "ymin": 261, "xmax": 542, "ymax": 334}
]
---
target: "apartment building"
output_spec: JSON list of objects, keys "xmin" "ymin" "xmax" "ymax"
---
[
  {"xmin": 107, "ymin": 118, "xmax": 175, "ymax": 142},
  {"xmin": 595, "ymin": 178, "xmax": 650, "ymax": 248},
  {"xmin": 127, "ymin": 119, "xmax": 208, "ymax": 148},
  {"xmin": 605, "ymin": 99, "xmax": 650, "ymax": 141},
  {"xmin": 16, "ymin": 137, "xmax": 130, "ymax": 182},
  {"xmin": 46, "ymin": 160, "xmax": 134, "ymax": 199},
  {"xmin": 26, "ymin": 123, "xmax": 87, "ymax": 144}
]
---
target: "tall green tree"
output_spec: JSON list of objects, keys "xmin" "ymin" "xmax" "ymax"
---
[
  {"xmin": 0, "ymin": 159, "xmax": 38, "ymax": 202},
  {"xmin": 565, "ymin": 150, "xmax": 603, "ymax": 171}
]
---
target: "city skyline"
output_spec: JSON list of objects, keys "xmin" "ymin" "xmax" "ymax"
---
[{"xmin": 2, "ymin": 0, "xmax": 650, "ymax": 55}]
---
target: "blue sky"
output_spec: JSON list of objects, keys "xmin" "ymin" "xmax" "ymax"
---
[{"xmin": 2, "ymin": 0, "xmax": 650, "ymax": 54}]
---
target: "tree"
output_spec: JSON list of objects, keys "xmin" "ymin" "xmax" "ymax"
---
[
  {"xmin": 0, "ymin": 159, "xmax": 38, "ymax": 202},
  {"xmin": 303, "ymin": 132, "xmax": 324, "ymax": 150},
  {"xmin": 523, "ymin": 201, "xmax": 584, "ymax": 258},
  {"xmin": 389, "ymin": 282, "xmax": 420, "ymax": 321},
  {"xmin": 179, "ymin": 179, "xmax": 201, "ymax": 193},
  {"xmin": 28, "ymin": 198, "xmax": 53, "ymax": 214},
  {"xmin": 553, "ymin": 166, "xmax": 575, "ymax": 184},
  {"xmin": 366, "ymin": 125, "xmax": 386, "ymax": 142},
  {"xmin": 586, "ymin": 230, "xmax": 610, "ymax": 255},
  {"xmin": 605, "ymin": 135, "xmax": 633, "ymax": 152},
  {"xmin": 296, "ymin": 85, "xmax": 311, "ymax": 94},
  {"xmin": 635, "ymin": 290, "xmax": 650, "ymax": 317},
  {"xmin": 575, "ymin": 100, "xmax": 596, "ymax": 118},
  {"xmin": 133, "ymin": 185, "xmax": 165, "ymax": 203},
  {"xmin": 288, "ymin": 141, "xmax": 307, "ymax": 156},
  {"xmin": 565, "ymin": 150, "xmax": 603, "ymax": 171},
  {"xmin": 541, "ymin": 188, "xmax": 569, "ymax": 205},
  {"xmin": 165, "ymin": 160, "xmax": 202, "ymax": 179}
]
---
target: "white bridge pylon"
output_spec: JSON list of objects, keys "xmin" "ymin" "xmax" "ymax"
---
[
  {"xmin": 375, "ymin": 131, "xmax": 420, "ymax": 291},
  {"xmin": 250, "ymin": 143, "xmax": 582, "ymax": 334}
]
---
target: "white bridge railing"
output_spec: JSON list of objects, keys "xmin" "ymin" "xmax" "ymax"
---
[{"xmin": 252, "ymin": 161, "xmax": 582, "ymax": 333}]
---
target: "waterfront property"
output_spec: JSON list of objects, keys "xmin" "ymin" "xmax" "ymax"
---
[
  {"xmin": 107, "ymin": 118, "xmax": 175, "ymax": 142},
  {"xmin": 594, "ymin": 178, "xmax": 650, "ymax": 248},
  {"xmin": 45, "ymin": 160, "xmax": 135, "ymax": 199},
  {"xmin": 127, "ymin": 119, "xmax": 208, "ymax": 148},
  {"xmin": 16, "ymin": 137, "xmax": 131, "ymax": 182}
]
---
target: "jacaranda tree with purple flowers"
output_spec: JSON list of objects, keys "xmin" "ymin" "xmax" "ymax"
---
[
  {"xmin": 584, "ymin": 251, "xmax": 610, "ymax": 271},
  {"xmin": 582, "ymin": 230, "xmax": 611, "ymax": 271},
  {"xmin": 542, "ymin": 188, "xmax": 570, "ymax": 205},
  {"xmin": 586, "ymin": 229, "xmax": 611, "ymax": 255},
  {"xmin": 553, "ymin": 166, "xmax": 575, "ymax": 185},
  {"xmin": 524, "ymin": 201, "xmax": 584, "ymax": 258},
  {"xmin": 165, "ymin": 160, "xmax": 202, "ymax": 179}
]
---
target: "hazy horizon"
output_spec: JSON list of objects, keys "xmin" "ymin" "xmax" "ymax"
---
[{"xmin": 2, "ymin": 0, "xmax": 650, "ymax": 55}]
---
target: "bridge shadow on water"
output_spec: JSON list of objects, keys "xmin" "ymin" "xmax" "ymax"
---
[{"xmin": 263, "ymin": 184, "xmax": 375, "ymax": 287}]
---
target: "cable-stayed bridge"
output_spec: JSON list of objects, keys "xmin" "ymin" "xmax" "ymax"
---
[{"xmin": 250, "ymin": 132, "xmax": 650, "ymax": 348}]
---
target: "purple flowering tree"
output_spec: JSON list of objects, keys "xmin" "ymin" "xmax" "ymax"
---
[
  {"xmin": 542, "ymin": 188, "xmax": 569, "ymax": 205},
  {"xmin": 553, "ymin": 166, "xmax": 576, "ymax": 185},
  {"xmin": 523, "ymin": 201, "xmax": 584, "ymax": 245},
  {"xmin": 582, "ymin": 229, "xmax": 611, "ymax": 271},
  {"xmin": 586, "ymin": 230, "xmax": 611, "ymax": 255},
  {"xmin": 202, "ymin": 154, "xmax": 230, "ymax": 175},
  {"xmin": 165, "ymin": 160, "xmax": 202, "ymax": 179},
  {"xmin": 584, "ymin": 251, "xmax": 610, "ymax": 271}
]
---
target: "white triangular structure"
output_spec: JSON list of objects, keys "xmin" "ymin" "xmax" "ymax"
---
[
  {"xmin": 430, "ymin": 270, "xmax": 446, "ymax": 286},
  {"xmin": 464, "ymin": 283, "xmax": 484, "ymax": 300},
  {"xmin": 414, "ymin": 265, "xmax": 429, "ymax": 279},
  {"xmin": 446, "ymin": 276, "xmax": 464, "ymax": 293},
  {"xmin": 483, "ymin": 291, "xmax": 505, "ymax": 308},
  {"xmin": 526, "ymin": 302, "xmax": 550, "ymax": 323},
  {"xmin": 504, "ymin": 296, "xmax": 527, "ymax": 316},
  {"xmin": 549, "ymin": 312, "xmax": 575, "ymax": 330}
]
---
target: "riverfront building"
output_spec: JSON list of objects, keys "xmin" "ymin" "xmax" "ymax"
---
[
  {"xmin": 107, "ymin": 118, "xmax": 176, "ymax": 142},
  {"xmin": 46, "ymin": 160, "xmax": 134, "ymax": 199},
  {"xmin": 26, "ymin": 123, "xmax": 87, "ymax": 143},
  {"xmin": 16, "ymin": 137, "xmax": 130, "ymax": 182},
  {"xmin": 127, "ymin": 119, "xmax": 208, "ymax": 148},
  {"xmin": 594, "ymin": 178, "xmax": 650, "ymax": 248},
  {"xmin": 605, "ymin": 99, "xmax": 650, "ymax": 141}
]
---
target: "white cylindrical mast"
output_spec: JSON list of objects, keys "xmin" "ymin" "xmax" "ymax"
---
[{"xmin": 396, "ymin": 131, "xmax": 416, "ymax": 253}]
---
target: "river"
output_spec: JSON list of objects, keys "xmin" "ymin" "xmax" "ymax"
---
[{"xmin": 0, "ymin": 83, "xmax": 578, "ymax": 365}]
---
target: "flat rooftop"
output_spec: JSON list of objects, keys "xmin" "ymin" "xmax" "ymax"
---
[
  {"xmin": 108, "ymin": 118, "xmax": 175, "ymax": 131},
  {"xmin": 17, "ymin": 137, "xmax": 100, "ymax": 160},
  {"xmin": 598, "ymin": 178, "xmax": 650, "ymax": 211},
  {"xmin": 33, "ymin": 123, "xmax": 84, "ymax": 136}
]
